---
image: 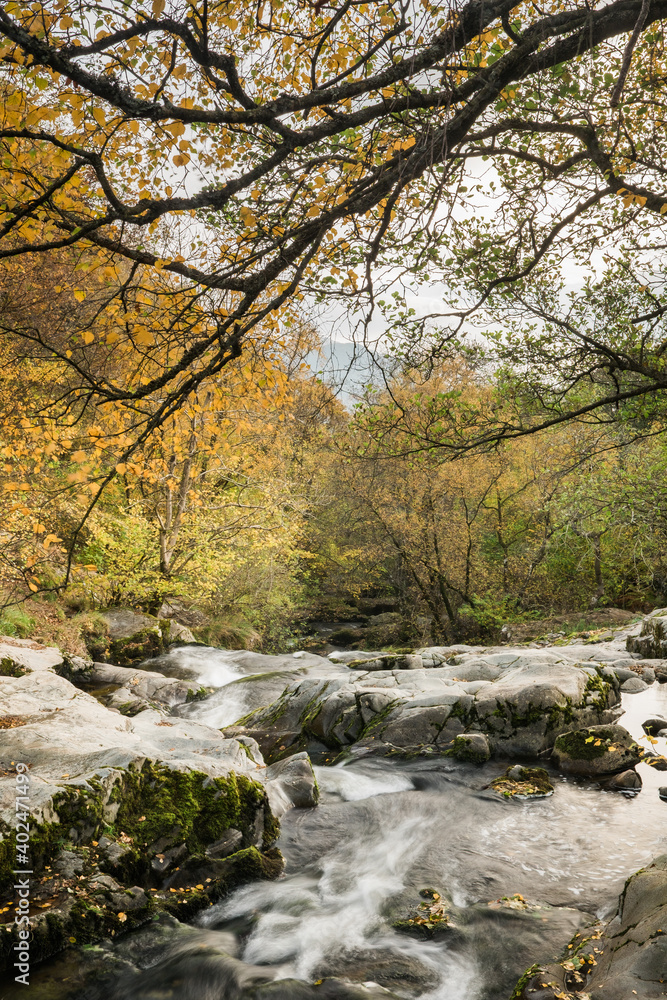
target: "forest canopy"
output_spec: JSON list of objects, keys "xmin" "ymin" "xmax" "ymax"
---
[{"xmin": 2, "ymin": 1, "xmax": 667, "ymax": 643}]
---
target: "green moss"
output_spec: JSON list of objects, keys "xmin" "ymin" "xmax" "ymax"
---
[
  {"xmin": 0, "ymin": 846, "xmax": 287, "ymax": 973},
  {"xmin": 186, "ymin": 685, "xmax": 209, "ymax": 702},
  {"xmin": 508, "ymin": 963, "xmax": 541, "ymax": 999},
  {"xmin": 491, "ymin": 766, "xmax": 554, "ymax": 798},
  {"xmin": 444, "ymin": 735, "xmax": 490, "ymax": 763},
  {"xmin": 553, "ymin": 727, "xmax": 617, "ymax": 761},
  {"xmin": 0, "ymin": 763, "xmax": 277, "ymax": 894},
  {"xmin": 108, "ymin": 625, "xmax": 167, "ymax": 667},
  {"xmin": 360, "ymin": 698, "xmax": 399, "ymax": 738},
  {"xmin": 449, "ymin": 701, "xmax": 473, "ymax": 722},
  {"xmin": 0, "ymin": 656, "xmax": 25, "ymax": 676},
  {"xmin": 545, "ymin": 698, "xmax": 576, "ymax": 731},
  {"xmin": 113, "ymin": 763, "xmax": 270, "ymax": 855},
  {"xmin": 583, "ymin": 667, "xmax": 618, "ymax": 710}
]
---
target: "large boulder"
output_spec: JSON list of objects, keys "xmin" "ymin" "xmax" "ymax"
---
[
  {"xmin": 510, "ymin": 856, "xmax": 667, "ymax": 1000},
  {"xmin": 626, "ymin": 609, "xmax": 667, "ymax": 658},
  {"xmin": 0, "ymin": 635, "xmax": 67, "ymax": 675},
  {"xmin": 228, "ymin": 651, "xmax": 622, "ymax": 762},
  {"xmin": 86, "ymin": 609, "xmax": 194, "ymax": 667},
  {"xmin": 0, "ymin": 663, "xmax": 311, "ymax": 973},
  {"xmin": 551, "ymin": 724, "xmax": 644, "ymax": 776},
  {"xmin": 87, "ymin": 661, "xmax": 209, "ymax": 715}
]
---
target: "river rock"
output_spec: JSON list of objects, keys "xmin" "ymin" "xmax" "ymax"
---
[
  {"xmin": 88, "ymin": 661, "xmax": 209, "ymax": 715},
  {"xmin": 347, "ymin": 653, "xmax": 423, "ymax": 671},
  {"xmin": 642, "ymin": 716, "xmax": 667, "ymax": 736},
  {"xmin": 631, "ymin": 659, "xmax": 667, "ymax": 682},
  {"xmin": 626, "ymin": 609, "xmax": 667, "ymax": 658},
  {"xmin": 328, "ymin": 651, "xmax": 387, "ymax": 664},
  {"xmin": 87, "ymin": 609, "xmax": 194, "ymax": 666},
  {"xmin": 611, "ymin": 665, "xmax": 639, "ymax": 682},
  {"xmin": 490, "ymin": 766, "xmax": 554, "ymax": 798},
  {"xmin": 0, "ymin": 665, "xmax": 304, "ymax": 974},
  {"xmin": 551, "ymin": 724, "xmax": 643, "ymax": 776},
  {"xmin": 584, "ymin": 855, "xmax": 667, "ymax": 998},
  {"xmin": 167, "ymin": 619, "xmax": 197, "ymax": 645},
  {"xmin": 643, "ymin": 751, "xmax": 667, "ymax": 771},
  {"xmin": 621, "ymin": 675, "xmax": 648, "ymax": 693},
  {"xmin": 0, "ymin": 634, "xmax": 65, "ymax": 675},
  {"xmin": 659, "ymin": 787, "xmax": 667, "ymax": 801},
  {"xmin": 641, "ymin": 665, "xmax": 656, "ymax": 683},
  {"xmin": 229, "ymin": 651, "xmax": 621, "ymax": 762},
  {"xmin": 511, "ymin": 859, "xmax": 667, "ymax": 998},
  {"xmin": 604, "ymin": 768, "xmax": 642, "ymax": 791},
  {"xmin": 265, "ymin": 751, "xmax": 319, "ymax": 811},
  {"xmin": 444, "ymin": 732, "xmax": 491, "ymax": 763}
]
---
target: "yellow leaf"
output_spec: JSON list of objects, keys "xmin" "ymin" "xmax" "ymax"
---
[
  {"xmin": 117, "ymin": 912, "xmax": 127, "ymax": 922},
  {"xmin": 115, "ymin": 463, "xmax": 127, "ymax": 474},
  {"xmin": 92, "ymin": 107, "xmax": 106, "ymax": 128},
  {"xmin": 82, "ymin": 331, "xmax": 94, "ymax": 345},
  {"xmin": 28, "ymin": 582, "xmax": 38, "ymax": 593},
  {"xmin": 152, "ymin": 0, "xmax": 165, "ymax": 15},
  {"xmin": 165, "ymin": 121, "xmax": 185, "ymax": 138},
  {"xmin": 71, "ymin": 450, "xmax": 87, "ymax": 463},
  {"xmin": 73, "ymin": 290, "xmax": 86, "ymax": 302}
]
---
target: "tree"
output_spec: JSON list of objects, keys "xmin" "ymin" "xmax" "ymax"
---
[{"xmin": 3, "ymin": 0, "xmax": 667, "ymax": 450}]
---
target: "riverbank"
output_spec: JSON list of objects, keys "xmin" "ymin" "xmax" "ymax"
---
[{"xmin": 0, "ymin": 609, "xmax": 666, "ymax": 998}]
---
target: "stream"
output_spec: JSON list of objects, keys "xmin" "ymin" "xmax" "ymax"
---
[{"xmin": 30, "ymin": 648, "xmax": 667, "ymax": 999}]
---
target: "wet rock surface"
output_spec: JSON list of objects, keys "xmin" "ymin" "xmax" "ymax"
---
[
  {"xmin": 551, "ymin": 724, "xmax": 645, "ymax": 776},
  {"xmin": 2, "ymin": 610, "xmax": 667, "ymax": 998},
  {"xmin": 229, "ymin": 649, "xmax": 623, "ymax": 762},
  {"xmin": 512, "ymin": 855, "xmax": 667, "ymax": 999},
  {"xmin": 0, "ymin": 654, "xmax": 318, "ymax": 974}
]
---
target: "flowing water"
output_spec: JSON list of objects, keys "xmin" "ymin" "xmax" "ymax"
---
[{"xmin": 38, "ymin": 650, "xmax": 667, "ymax": 999}]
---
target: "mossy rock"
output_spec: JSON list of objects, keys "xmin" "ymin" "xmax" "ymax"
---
[
  {"xmin": 552, "ymin": 724, "xmax": 643, "ymax": 776},
  {"xmin": 85, "ymin": 610, "xmax": 171, "ymax": 666},
  {"xmin": 0, "ymin": 761, "xmax": 274, "ymax": 895},
  {"xmin": 392, "ymin": 887, "xmax": 454, "ymax": 940},
  {"xmin": 490, "ymin": 765, "xmax": 554, "ymax": 799},
  {"xmin": 0, "ymin": 656, "xmax": 26, "ymax": 677},
  {"xmin": 444, "ymin": 733, "xmax": 490, "ymax": 763}
]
